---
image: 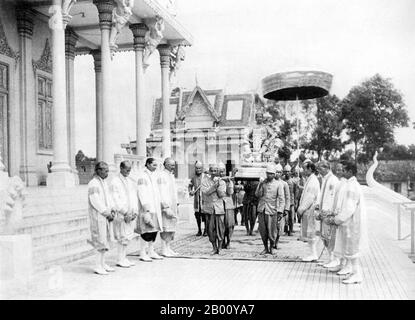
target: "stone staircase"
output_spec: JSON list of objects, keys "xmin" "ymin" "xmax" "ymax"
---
[{"xmin": 17, "ymin": 186, "xmax": 94, "ymax": 271}]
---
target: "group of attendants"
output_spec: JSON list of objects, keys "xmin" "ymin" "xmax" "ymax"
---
[
  {"xmin": 188, "ymin": 158, "xmax": 367, "ymax": 285},
  {"xmin": 87, "ymin": 158, "xmax": 180, "ymax": 275}
]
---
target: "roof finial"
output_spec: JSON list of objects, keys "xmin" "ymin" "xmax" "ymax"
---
[{"xmin": 195, "ymin": 72, "xmax": 199, "ymax": 87}]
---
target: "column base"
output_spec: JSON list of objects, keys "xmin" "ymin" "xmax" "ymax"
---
[
  {"xmin": 19, "ymin": 166, "xmax": 38, "ymax": 187},
  {"xmin": 0, "ymin": 235, "xmax": 33, "ymax": 285},
  {"xmin": 47, "ymin": 170, "xmax": 76, "ymax": 188}
]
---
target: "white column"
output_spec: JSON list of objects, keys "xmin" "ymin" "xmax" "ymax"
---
[
  {"xmin": 91, "ymin": 49, "xmax": 103, "ymax": 161},
  {"xmin": 16, "ymin": 7, "xmax": 37, "ymax": 186},
  {"xmin": 129, "ymin": 23, "xmax": 148, "ymax": 157},
  {"xmin": 158, "ymin": 44, "xmax": 172, "ymax": 158},
  {"xmin": 46, "ymin": 0, "xmax": 74, "ymax": 187},
  {"xmin": 93, "ymin": 0, "xmax": 115, "ymax": 172},
  {"xmin": 65, "ymin": 27, "xmax": 79, "ymax": 184}
]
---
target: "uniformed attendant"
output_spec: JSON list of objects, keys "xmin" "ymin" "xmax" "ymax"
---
[
  {"xmin": 188, "ymin": 161, "xmax": 207, "ymax": 236},
  {"xmin": 255, "ymin": 163, "xmax": 285, "ymax": 255},
  {"xmin": 201, "ymin": 164, "xmax": 227, "ymax": 254},
  {"xmin": 218, "ymin": 162, "xmax": 235, "ymax": 249},
  {"xmin": 283, "ymin": 164, "xmax": 295, "ymax": 236}
]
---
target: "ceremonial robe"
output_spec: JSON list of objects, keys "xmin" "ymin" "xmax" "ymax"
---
[
  {"xmin": 298, "ymin": 174, "xmax": 320, "ymax": 241},
  {"xmin": 111, "ymin": 174, "xmax": 139, "ymax": 245},
  {"xmin": 87, "ymin": 176, "xmax": 115, "ymax": 251},
  {"xmin": 135, "ymin": 168, "xmax": 163, "ymax": 235}
]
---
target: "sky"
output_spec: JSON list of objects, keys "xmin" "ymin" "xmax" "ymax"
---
[{"xmin": 74, "ymin": 0, "xmax": 415, "ymax": 157}]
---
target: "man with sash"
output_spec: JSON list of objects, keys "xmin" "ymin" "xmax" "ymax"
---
[
  {"xmin": 158, "ymin": 158, "xmax": 179, "ymax": 257},
  {"xmin": 188, "ymin": 161, "xmax": 206, "ymax": 236},
  {"xmin": 201, "ymin": 164, "xmax": 227, "ymax": 254},
  {"xmin": 87, "ymin": 162, "xmax": 116, "ymax": 275},
  {"xmin": 218, "ymin": 162, "xmax": 235, "ymax": 249},
  {"xmin": 135, "ymin": 158, "xmax": 164, "ymax": 262},
  {"xmin": 297, "ymin": 161, "xmax": 321, "ymax": 261},
  {"xmin": 111, "ymin": 160, "xmax": 138, "ymax": 268},
  {"xmin": 315, "ymin": 160, "xmax": 339, "ymax": 268},
  {"xmin": 256, "ymin": 163, "xmax": 285, "ymax": 255}
]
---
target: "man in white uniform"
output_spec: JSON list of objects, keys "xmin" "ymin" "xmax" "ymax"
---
[
  {"xmin": 87, "ymin": 162, "xmax": 116, "ymax": 275},
  {"xmin": 111, "ymin": 160, "xmax": 138, "ymax": 268}
]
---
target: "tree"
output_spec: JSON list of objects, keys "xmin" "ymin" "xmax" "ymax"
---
[
  {"xmin": 305, "ymin": 94, "xmax": 344, "ymax": 160},
  {"xmin": 378, "ymin": 143, "xmax": 415, "ymax": 160},
  {"xmin": 340, "ymin": 74, "xmax": 409, "ymax": 163}
]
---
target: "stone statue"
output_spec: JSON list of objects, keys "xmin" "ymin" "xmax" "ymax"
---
[
  {"xmin": 169, "ymin": 45, "xmax": 185, "ymax": 81},
  {"xmin": 109, "ymin": 0, "xmax": 134, "ymax": 58},
  {"xmin": 0, "ymin": 167, "xmax": 25, "ymax": 235},
  {"xmin": 241, "ymin": 108, "xmax": 285, "ymax": 164},
  {"xmin": 62, "ymin": 0, "xmax": 77, "ymax": 27},
  {"xmin": 143, "ymin": 16, "xmax": 165, "ymax": 69}
]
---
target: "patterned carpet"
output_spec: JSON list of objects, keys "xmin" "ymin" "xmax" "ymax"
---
[{"xmin": 169, "ymin": 224, "xmax": 328, "ymax": 262}]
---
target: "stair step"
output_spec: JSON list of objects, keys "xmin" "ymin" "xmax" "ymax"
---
[
  {"xmin": 34, "ymin": 245, "xmax": 95, "ymax": 272},
  {"xmin": 18, "ymin": 213, "xmax": 88, "ymax": 233},
  {"xmin": 31, "ymin": 227, "xmax": 90, "ymax": 247},
  {"xmin": 33, "ymin": 237, "xmax": 90, "ymax": 264},
  {"xmin": 22, "ymin": 209, "xmax": 87, "ymax": 225}
]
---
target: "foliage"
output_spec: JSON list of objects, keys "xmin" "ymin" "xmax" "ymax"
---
[
  {"xmin": 339, "ymin": 74, "xmax": 409, "ymax": 163},
  {"xmin": 305, "ymin": 94, "xmax": 344, "ymax": 160},
  {"xmin": 378, "ymin": 143, "xmax": 415, "ymax": 160}
]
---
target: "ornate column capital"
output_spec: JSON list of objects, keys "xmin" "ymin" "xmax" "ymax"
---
[
  {"xmin": 16, "ymin": 6, "xmax": 35, "ymax": 39},
  {"xmin": 157, "ymin": 44, "xmax": 171, "ymax": 68},
  {"xmin": 91, "ymin": 49, "xmax": 102, "ymax": 73},
  {"xmin": 65, "ymin": 27, "xmax": 79, "ymax": 60},
  {"xmin": 62, "ymin": 0, "xmax": 77, "ymax": 28},
  {"xmin": 93, "ymin": 0, "xmax": 116, "ymax": 30},
  {"xmin": 129, "ymin": 23, "xmax": 148, "ymax": 51}
]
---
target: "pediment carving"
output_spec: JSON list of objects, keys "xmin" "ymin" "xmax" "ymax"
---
[
  {"xmin": 33, "ymin": 39, "xmax": 52, "ymax": 74},
  {"xmin": 0, "ymin": 16, "xmax": 18, "ymax": 59}
]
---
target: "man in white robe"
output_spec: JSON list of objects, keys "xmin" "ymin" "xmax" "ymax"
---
[
  {"xmin": 87, "ymin": 162, "xmax": 116, "ymax": 275},
  {"xmin": 297, "ymin": 161, "xmax": 321, "ymax": 262},
  {"xmin": 327, "ymin": 162, "xmax": 349, "ymax": 273},
  {"xmin": 110, "ymin": 160, "xmax": 138, "ymax": 268},
  {"xmin": 316, "ymin": 160, "xmax": 339, "ymax": 268},
  {"xmin": 135, "ymin": 158, "xmax": 164, "ymax": 262},
  {"xmin": 329, "ymin": 161, "xmax": 367, "ymax": 284},
  {"xmin": 158, "ymin": 158, "xmax": 179, "ymax": 257}
]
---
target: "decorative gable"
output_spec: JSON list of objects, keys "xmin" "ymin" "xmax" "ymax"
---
[
  {"xmin": 180, "ymin": 86, "xmax": 220, "ymax": 122},
  {"xmin": 33, "ymin": 39, "xmax": 52, "ymax": 74},
  {"xmin": 0, "ymin": 16, "xmax": 18, "ymax": 59}
]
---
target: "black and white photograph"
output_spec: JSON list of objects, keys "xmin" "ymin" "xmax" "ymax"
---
[{"xmin": 0, "ymin": 0, "xmax": 415, "ymax": 302}]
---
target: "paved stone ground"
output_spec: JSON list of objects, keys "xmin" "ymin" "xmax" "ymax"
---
[{"xmin": 2, "ymin": 193, "xmax": 415, "ymax": 300}]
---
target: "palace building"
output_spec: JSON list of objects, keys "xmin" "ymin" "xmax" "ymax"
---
[
  {"xmin": 121, "ymin": 85, "xmax": 266, "ymax": 179},
  {"xmin": 0, "ymin": 0, "xmax": 192, "ymax": 187},
  {"xmin": 0, "ymin": 0, "xmax": 193, "ymax": 274}
]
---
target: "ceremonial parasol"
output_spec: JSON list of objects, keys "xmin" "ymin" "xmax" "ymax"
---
[{"xmin": 261, "ymin": 71, "xmax": 333, "ymax": 167}]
